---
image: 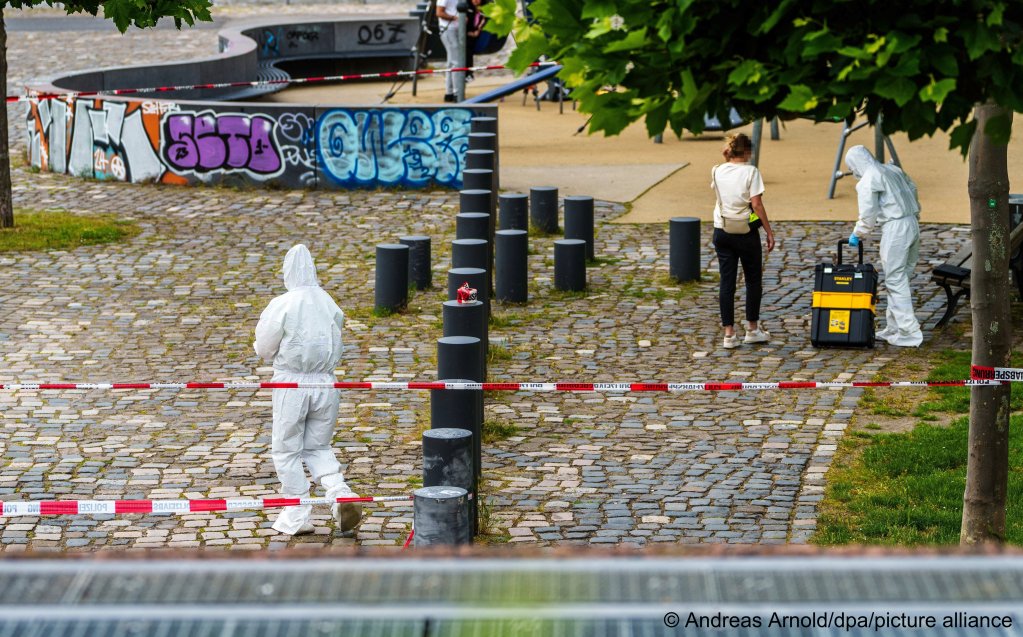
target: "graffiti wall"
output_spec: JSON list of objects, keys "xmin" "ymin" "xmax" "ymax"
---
[{"xmin": 25, "ymin": 99, "xmax": 478, "ymax": 190}]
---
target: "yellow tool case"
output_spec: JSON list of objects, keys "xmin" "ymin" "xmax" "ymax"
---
[{"xmin": 810, "ymin": 241, "xmax": 877, "ymax": 348}]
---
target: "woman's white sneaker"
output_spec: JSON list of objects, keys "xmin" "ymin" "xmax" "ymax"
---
[
  {"xmin": 723, "ymin": 334, "xmax": 740, "ymax": 349},
  {"xmin": 743, "ymin": 328, "xmax": 770, "ymax": 344}
]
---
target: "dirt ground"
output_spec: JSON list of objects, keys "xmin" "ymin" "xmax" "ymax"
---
[{"xmin": 262, "ymin": 72, "xmax": 1023, "ymax": 225}]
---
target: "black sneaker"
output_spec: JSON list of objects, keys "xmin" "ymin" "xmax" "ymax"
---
[{"xmin": 444, "ymin": 93, "xmax": 457, "ymax": 103}]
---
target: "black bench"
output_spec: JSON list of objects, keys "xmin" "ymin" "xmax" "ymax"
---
[{"xmin": 932, "ymin": 221, "xmax": 1023, "ymax": 327}]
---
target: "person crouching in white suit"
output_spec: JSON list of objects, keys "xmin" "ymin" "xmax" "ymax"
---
[
  {"xmin": 254, "ymin": 244, "xmax": 362, "ymax": 535},
  {"xmin": 845, "ymin": 145, "xmax": 924, "ymax": 347}
]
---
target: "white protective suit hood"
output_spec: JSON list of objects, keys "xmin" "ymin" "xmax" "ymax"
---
[
  {"xmin": 254, "ymin": 245, "xmax": 344, "ymax": 377},
  {"xmin": 283, "ymin": 244, "xmax": 319, "ymax": 290},
  {"xmin": 845, "ymin": 145, "xmax": 875, "ymax": 179}
]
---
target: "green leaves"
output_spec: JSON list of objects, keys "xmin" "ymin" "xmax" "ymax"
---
[
  {"xmin": 919, "ymin": 78, "xmax": 956, "ymax": 104},
  {"xmin": 874, "ymin": 75, "xmax": 917, "ymax": 106},
  {"xmin": 777, "ymin": 85, "xmax": 818, "ymax": 112},
  {"xmin": 6, "ymin": 0, "xmax": 214, "ymax": 32},
  {"xmin": 482, "ymin": 0, "xmax": 519, "ymax": 36}
]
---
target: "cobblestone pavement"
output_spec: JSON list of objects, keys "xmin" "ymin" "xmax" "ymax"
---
[{"xmin": 0, "ymin": 4, "xmax": 974, "ymax": 552}]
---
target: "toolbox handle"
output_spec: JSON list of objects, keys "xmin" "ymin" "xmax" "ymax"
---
[{"xmin": 837, "ymin": 240, "xmax": 864, "ymax": 265}]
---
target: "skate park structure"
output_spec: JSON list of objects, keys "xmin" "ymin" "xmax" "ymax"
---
[{"xmin": 24, "ymin": 15, "xmax": 495, "ymax": 190}]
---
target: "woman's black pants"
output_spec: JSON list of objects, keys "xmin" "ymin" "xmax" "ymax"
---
[{"xmin": 712, "ymin": 228, "xmax": 762, "ymax": 327}]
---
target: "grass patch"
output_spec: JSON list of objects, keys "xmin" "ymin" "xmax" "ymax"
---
[
  {"xmin": 813, "ymin": 415, "xmax": 1023, "ymax": 545},
  {"xmin": 488, "ymin": 344, "xmax": 513, "ymax": 363},
  {"xmin": 911, "ymin": 350, "xmax": 1023, "ymax": 418},
  {"xmin": 482, "ymin": 419, "xmax": 519, "ymax": 443},
  {"xmin": 0, "ymin": 210, "xmax": 140, "ymax": 252}
]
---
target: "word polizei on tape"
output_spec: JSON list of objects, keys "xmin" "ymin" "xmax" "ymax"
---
[
  {"xmin": 971, "ymin": 365, "xmax": 1023, "ymax": 382},
  {"xmin": 0, "ymin": 495, "xmax": 412, "ymax": 517}
]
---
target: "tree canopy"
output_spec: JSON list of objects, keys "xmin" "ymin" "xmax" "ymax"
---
[
  {"xmin": 487, "ymin": 0, "xmax": 1023, "ymax": 150},
  {"xmin": 5, "ymin": 1, "xmax": 212, "ymax": 32}
]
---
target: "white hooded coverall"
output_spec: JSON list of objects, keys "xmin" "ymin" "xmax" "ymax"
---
[
  {"xmin": 254, "ymin": 244, "xmax": 352, "ymax": 534},
  {"xmin": 845, "ymin": 145, "xmax": 924, "ymax": 347}
]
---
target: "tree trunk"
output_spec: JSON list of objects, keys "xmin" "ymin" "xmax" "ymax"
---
[
  {"xmin": 961, "ymin": 102, "xmax": 1013, "ymax": 545},
  {"xmin": 0, "ymin": 7, "xmax": 13, "ymax": 229}
]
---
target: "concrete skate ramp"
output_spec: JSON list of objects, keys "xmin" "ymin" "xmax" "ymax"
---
[{"xmin": 24, "ymin": 15, "xmax": 495, "ymax": 190}]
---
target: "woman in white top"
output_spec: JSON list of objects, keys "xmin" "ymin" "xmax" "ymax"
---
[{"xmin": 711, "ymin": 133, "xmax": 775, "ymax": 349}]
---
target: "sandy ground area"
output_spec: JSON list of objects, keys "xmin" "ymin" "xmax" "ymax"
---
[{"xmin": 262, "ymin": 70, "xmax": 1023, "ymax": 226}]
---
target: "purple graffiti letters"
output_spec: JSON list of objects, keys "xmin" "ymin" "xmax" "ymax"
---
[{"xmin": 163, "ymin": 111, "xmax": 282, "ymax": 176}]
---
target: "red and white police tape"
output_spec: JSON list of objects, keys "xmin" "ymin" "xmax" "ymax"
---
[
  {"xmin": 5, "ymin": 62, "xmax": 558, "ymax": 104},
  {"xmin": 0, "ymin": 495, "xmax": 412, "ymax": 517},
  {"xmin": 971, "ymin": 365, "xmax": 1023, "ymax": 382},
  {"xmin": 0, "ymin": 380, "xmax": 1004, "ymax": 392}
]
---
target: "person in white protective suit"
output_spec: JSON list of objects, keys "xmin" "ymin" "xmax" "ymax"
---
[
  {"xmin": 845, "ymin": 145, "xmax": 924, "ymax": 347},
  {"xmin": 254, "ymin": 244, "xmax": 363, "ymax": 535}
]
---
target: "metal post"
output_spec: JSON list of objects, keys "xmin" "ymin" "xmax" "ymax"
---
[
  {"xmin": 553, "ymin": 239, "xmax": 586, "ymax": 291},
  {"xmin": 530, "ymin": 186, "xmax": 559, "ymax": 233},
  {"xmin": 770, "ymin": 116, "xmax": 780, "ymax": 140},
  {"xmin": 563, "ymin": 196, "xmax": 595, "ymax": 261},
  {"xmin": 751, "ymin": 119, "xmax": 763, "ymax": 168},
  {"xmin": 422, "ymin": 428, "xmax": 475, "ymax": 535},
  {"xmin": 413, "ymin": 486, "xmax": 471, "ymax": 546},
  {"xmin": 454, "ymin": 2, "xmax": 467, "ymax": 102},
  {"xmin": 495, "ymin": 229, "xmax": 528, "ymax": 303},
  {"xmin": 399, "ymin": 235, "xmax": 432, "ymax": 290},
  {"xmin": 374, "ymin": 244, "xmax": 410, "ymax": 313},
  {"xmin": 499, "ymin": 193, "xmax": 528, "ymax": 230},
  {"xmin": 669, "ymin": 217, "xmax": 701, "ymax": 282}
]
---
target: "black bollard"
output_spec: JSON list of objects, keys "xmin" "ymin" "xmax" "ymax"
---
[
  {"xmin": 564, "ymin": 196, "xmax": 595, "ymax": 261},
  {"xmin": 462, "ymin": 168, "xmax": 493, "ymax": 193},
  {"xmin": 530, "ymin": 186, "xmax": 559, "ymax": 233},
  {"xmin": 499, "ymin": 193, "xmax": 528, "ymax": 231},
  {"xmin": 423, "ymin": 427, "xmax": 475, "ymax": 535},
  {"xmin": 456, "ymin": 212, "xmax": 490, "ymax": 241},
  {"xmin": 437, "ymin": 336, "xmax": 484, "ymax": 483},
  {"xmin": 495, "ymin": 229, "xmax": 528, "ymax": 303},
  {"xmin": 460, "ymin": 188, "xmax": 494, "ymax": 220},
  {"xmin": 431, "ymin": 377, "xmax": 482, "ymax": 482},
  {"xmin": 399, "ymin": 235, "xmax": 431, "ymax": 290},
  {"xmin": 468, "ymin": 131, "xmax": 497, "ymax": 153},
  {"xmin": 443, "ymin": 299, "xmax": 487, "ymax": 371},
  {"xmin": 451, "ymin": 238, "xmax": 489, "ymax": 273},
  {"xmin": 470, "ymin": 116, "xmax": 499, "ymax": 192},
  {"xmin": 413, "ymin": 486, "xmax": 471, "ymax": 546},
  {"xmin": 374, "ymin": 243, "xmax": 410, "ymax": 312},
  {"xmin": 554, "ymin": 239, "xmax": 587, "ymax": 292},
  {"xmin": 465, "ymin": 149, "xmax": 497, "ymax": 195},
  {"xmin": 669, "ymin": 216, "xmax": 701, "ymax": 283},
  {"xmin": 448, "ymin": 267, "xmax": 489, "ymax": 318}
]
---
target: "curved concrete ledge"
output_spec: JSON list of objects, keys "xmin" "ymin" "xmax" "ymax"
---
[{"xmin": 25, "ymin": 15, "xmax": 493, "ymax": 190}]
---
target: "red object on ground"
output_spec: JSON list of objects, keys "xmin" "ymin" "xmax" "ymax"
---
[{"xmin": 456, "ymin": 282, "xmax": 478, "ymax": 303}]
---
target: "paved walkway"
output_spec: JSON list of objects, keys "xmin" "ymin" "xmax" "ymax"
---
[{"xmin": 0, "ymin": 4, "xmax": 974, "ymax": 552}]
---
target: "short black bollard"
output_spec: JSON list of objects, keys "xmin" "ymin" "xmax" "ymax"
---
[
  {"xmin": 374, "ymin": 243, "xmax": 410, "ymax": 312},
  {"xmin": 564, "ymin": 196, "xmax": 595, "ymax": 261},
  {"xmin": 451, "ymin": 238, "xmax": 489, "ymax": 272},
  {"xmin": 462, "ymin": 168, "xmax": 493, "ymax": 193},
  {"xmin": 456, "ymin": 212, "xmax": 490, "ymax": 241},
  {"xmin": 431, "ymin": 377, "xmax": 482, "ymax": 482},
  {"xmin": 437, "ymin": 336, "xmax": 485, "ymax": 480},
  {"xmin": 399, "ymin": 235, "xmax": 431, "ymax": 290},
  {"xmin": 413, "ymin": 486, "xmax": 471, "ymax": 546},
  {"xmin": 460, "ymin": 188, "xmax": 494, "ymax": 218},
  {"xmin": 669, "ymin": 216, "xmax": 701, "ymax": 283},
  {"xmin": 465, "ymin": 149, "xmax": 497, "ymax": 195},
  {"xmin": 554, "ymin": 239, "xmax": 587, "ymax": 292},
  {"xmin": 423, "ymin": 427, "xmax": 475, "ymax": 535},
  {"xmin": 495, "ymin": 229, "xmax": 528, "ymax": 303},
  {"xmin": 443, "ymin": 299, "xmax": 487, "ymax": 371},
  {"xmin": 448, "ymin": 267, "xmax": 489, "ymax": 318},
  {"xmin": 499, "ymin": 193, "xmax": 528, "ymax": 230},
  {"xmin": 468, "ymin": 131, "xmax": 497, "ymax": 153},
  {"xmin": 530, "ymin": 186, "xmax": 559, "ymax": 233}
]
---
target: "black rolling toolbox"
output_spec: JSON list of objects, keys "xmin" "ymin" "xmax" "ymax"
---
[{"xmin": 810, "ymin": 240, "xmax": 877, "ymax": 348}]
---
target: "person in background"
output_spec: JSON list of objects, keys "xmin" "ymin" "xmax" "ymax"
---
[
  {"xmin": 845, "ymin": 145, "xmax": 923, "ymax": 347},
  {"xmin": 254, "ymin": 244, "xmax": 362, "ymax": 535},
  {"xmin": 437, "ymin": 0, "xmax": 461, "ymax": 102},
  {"xmin": 465, "ymin": 0, "xmax": 488, "ymax": 79},
  {"xmin": 711, "ymin": 132, "xmax": 776, "ymax": 349}
]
